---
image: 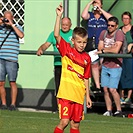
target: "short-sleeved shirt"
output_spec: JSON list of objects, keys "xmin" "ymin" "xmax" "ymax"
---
[
  {"xmin": 56, "ymin": 38, "xmax": 91, "ymax": 104},
  {"xmin": 46, "ymin": 29, "xmax": 73, "ymax": 66},
  {"xmin": 99, "ymin": 30, "xmax": 125, "ymax": 68},
  {"xmin": 120, "ymin": 28, "xmax": 133, "ymax": 89},
  {"xmin": 0, "ymin": 25, "xmax": 23, "ymax": 62},
  {"xmin": 87, "ymin": 12, "xmax": 108, "ymax": 47}
]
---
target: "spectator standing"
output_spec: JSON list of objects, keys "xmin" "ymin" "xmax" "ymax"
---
[
  {"xmin": 97, "ymin": 17, "xmax": 124, "ymax": 116},
  {"xmin": 119, "ymin": 11, "xmax": 133, "ymax": 104},
  {"xmin": 0, "ymin": 11, "xmax": 24, "ymax": 110},
  {"xmin": 37, "ymin": 17, "xmax": 72, "ymax": 112},
  {"xmin": 53, "ymin": 4, "xmax": 92, "ymax": 133},
  {"xmin": 81, "ymin": 0, "xmax": 112, "ymax": 91}
]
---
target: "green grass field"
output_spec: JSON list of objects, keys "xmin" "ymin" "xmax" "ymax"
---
[{"xmin": 0, "ymin": 110, "xmax": 133, "ymax": 133}]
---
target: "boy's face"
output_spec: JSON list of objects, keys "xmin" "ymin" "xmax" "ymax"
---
[{"xmin": 72, "ymin": 35, "xmax": 88, "ymax": 52}]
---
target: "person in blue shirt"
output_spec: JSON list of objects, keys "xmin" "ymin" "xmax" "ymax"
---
[
  {"xmin": 81, "ymin": 0, "xmax": 112, "ymax": 91},
  {"xmin": 0, "ymin": 11, "xmax": 24, "ymax": 111}
]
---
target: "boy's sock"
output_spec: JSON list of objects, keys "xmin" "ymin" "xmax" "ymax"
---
[
  {"xmin": 70, "ymin": 128, "xmax": 80, "ymax": 133},
  {"xmin": 54, "ymin": 127, "xmax": 64, "ymax": 133}
]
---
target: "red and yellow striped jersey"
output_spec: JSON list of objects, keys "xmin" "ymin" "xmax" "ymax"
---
[{"xmin": 57, "ymin": 38, "xmax": 91, "ymax": 104}]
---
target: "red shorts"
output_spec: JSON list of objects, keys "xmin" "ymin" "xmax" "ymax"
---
[{"xmin": 58, "ymin": 98, "xmax": 84, "ymax": 122}]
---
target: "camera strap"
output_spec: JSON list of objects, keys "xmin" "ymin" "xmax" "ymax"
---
[{"xmin": 0, "ymin": 29, "xmax": 13, "ymax": 49}]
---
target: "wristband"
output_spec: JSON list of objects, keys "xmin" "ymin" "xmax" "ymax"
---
[{"xmin": 12, "ymin": 24, "xmax": 16, "ymax": 27}]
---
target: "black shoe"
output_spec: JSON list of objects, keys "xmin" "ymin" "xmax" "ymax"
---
[
  {"xmin": 0, "ymin": 105, "xmax": 7, "ymax": 110},
  {"xmin": 9, "ymin": 105, "xmax": 17, "ymax": 111},
  {"xmin": 92, "ymin": 88, "xmax": 101, "ymax": 93},
  {"xmin": 113, "ymin": 111, "xmax": 124, "ymax": 117}
]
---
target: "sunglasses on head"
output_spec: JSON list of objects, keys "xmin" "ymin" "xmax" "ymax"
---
[{"xmin": 107, "ymin": 24, "xmax": 116, "ymax": 27}]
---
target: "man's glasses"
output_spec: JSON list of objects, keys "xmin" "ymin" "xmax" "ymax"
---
[
  {"xmin": 122, "ymin": 18, "xmax": 130, "ymax": 20},
  {"xmin": 107, "ymin": 24, "xmax": 116, "ymax": 27}
]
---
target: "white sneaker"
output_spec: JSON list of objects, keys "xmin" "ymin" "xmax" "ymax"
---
[{"xmin": 103, "ymin": 111, "xmax": 113, "ymax": 116}]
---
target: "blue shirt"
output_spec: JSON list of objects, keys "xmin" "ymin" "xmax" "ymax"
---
[
  {"xmin": 87, "ymin": 12, "xmax": 108, "ymax": 47},
  {"xmin": 0, "ymin": 25, "xmax": 23, "ymax": 62}
]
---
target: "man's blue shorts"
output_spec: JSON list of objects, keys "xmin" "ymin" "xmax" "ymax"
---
[
  {"xmin": 0, "ymin": 59, "xmax": 19, "ymax": 82},
  {"xmin": 101, "ymin": 66, "xmax": 122, "ymax": 89}
]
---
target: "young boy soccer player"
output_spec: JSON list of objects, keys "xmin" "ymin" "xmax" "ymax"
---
[{"xmin": 53, "ymin": 3, "xmax": 92, "ymax": 133}]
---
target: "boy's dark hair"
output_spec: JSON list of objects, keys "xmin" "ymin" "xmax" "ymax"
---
[
  {"xmin": 108, "ymin": 16, "xmax": 119, "ymax": 25},
  {"xmin": 72, "ymin": 27, "xmax": 88, "ymax": 38},
  {"xmin": 121, "ymin": 11, "xmax": 132, "ymax": 19}
]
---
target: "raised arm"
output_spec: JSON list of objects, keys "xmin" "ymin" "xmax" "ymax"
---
[
  {"xmin": 95, "ymin": 4, "xmax": 112, "ymax": 20},
  {"xmin": 54, "ymin": 3, "xmax": 63, "ymax": 44},
  {"xmin": 81, "ymin": 0, "xmax": 94, "ymax": 20},
  {"xmin": 11, "ymin": 24, "xmax": 24, "ymax": 39},
  {"xmin": 3, "ymin": 11, "xmax": 24, "ymax": 38}
]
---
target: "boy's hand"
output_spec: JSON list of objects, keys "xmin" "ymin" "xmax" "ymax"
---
[
  {"xmin": 56, "ymin": 3, "xmax": 63, "ymax": 17},
  {"xmin": 86, "ymin": 96, "xmax": 92, "ymax": 108}
]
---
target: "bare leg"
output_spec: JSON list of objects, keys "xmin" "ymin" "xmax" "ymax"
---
[
  {"xmin": 70, "ymin": 120, "xmax": 80, "ymax": 133},
  {"xmin": 103, "ymin": 87, "xmax": 112, "ymax": 111},
  {"xmin": 56, "ymin": 119, "xmax": 69, "ymax": 130},
  {"xmin": 91, "ymin": 63, "xmax": 100, "ymax": 89},
  {"xmin": 9, "ymin": 81, "xmax": 18, "ymax": 105},
  {"xmin": 0, "ymin": 81, "xmax": 6, "ymax": 105},
  {"xmin": 127, "ymin": 89, "xmax": 133, "ymax": 99},
  {"xmin": 119, "ymin": 89, "xmax": 124, "ymax": 99},
  {"xmin": 110, "ymin": 88, "xmax": 121, "ymax": 111}
]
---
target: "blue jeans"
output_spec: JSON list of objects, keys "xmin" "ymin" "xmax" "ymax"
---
[
  {"xmin": 101, "ymin": 66, "xmax": 122, "ymax": 89},
  {"xmin": 0, "ymin": 59, "xmax": 19, "ymax": 81}
]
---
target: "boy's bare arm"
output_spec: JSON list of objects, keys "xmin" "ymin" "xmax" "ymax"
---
[
  {"xmin": 84, "ymin": 79, "xmax": 92, "ymax": 108},
  {"xmin": 54, "ymin": 3, "xmax": 63, "ymax": 44}
]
